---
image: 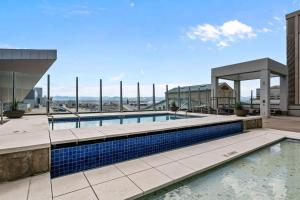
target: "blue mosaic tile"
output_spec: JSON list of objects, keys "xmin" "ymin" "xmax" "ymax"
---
[{"xmin": 51, "ymin": 121, "xmax": 243, "ymax": 177}]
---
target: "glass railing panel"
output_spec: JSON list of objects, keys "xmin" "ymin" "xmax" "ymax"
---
[
  {"xmin": 78, "ymin": 82, "xmax": 99, "ymax": 113},
  {"xmin": 50, "ymin": 82, "xmax": 76, "ymax": 114}
]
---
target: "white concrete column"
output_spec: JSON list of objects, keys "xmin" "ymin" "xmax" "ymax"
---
[
  {"xmin": 280, "ymin": 75, "xmax": 288, "ymax": 115},
  {"xmin": 260, "ymin": 69, "xmax": 270, "ymax": 117},
  {"xmin": 211, "ymin": 75, "xmax": 218, "ymax": 109},
  {"xmin": 234, "ymin": 80, "xmax": 241, "ymax": 103}
]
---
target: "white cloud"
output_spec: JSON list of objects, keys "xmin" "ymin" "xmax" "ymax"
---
[
  {"xmin": 186, "ymin": 20, "xmax": 256, "ymax": 48},
  {"xmin": 217, "ymin": 41, "xmax": 229, "ymax": 48},
  {"xmin": 187, "ymin": 24, "xmax": 220, "ymax": 41},
  {"xmin": 109, "ymin": 73, "xmax": 125, "ymax": 82},
  {"xmin": 220, "ymin": 20, "xmax": 256, "ymax": 38},
  {"xmin": 259, "ymin": 28, "xmax": 272, "ymax": 33},
  {"xmin": 273, "ymin": 16, "xmax": 281, "ymax": 22}
]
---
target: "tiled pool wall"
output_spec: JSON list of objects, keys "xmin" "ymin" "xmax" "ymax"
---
[{"xmin": 51, "ymin": 121, "xmax": 243, "ymax": 177}]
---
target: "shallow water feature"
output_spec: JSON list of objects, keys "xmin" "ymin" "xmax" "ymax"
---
[
  {"xmin": 139, "ymin": 139, "xmax": 300, "ymax": 200},
  {"xmin": 50, "ymin": 113, "xmax": 200, "ymax": 130}
]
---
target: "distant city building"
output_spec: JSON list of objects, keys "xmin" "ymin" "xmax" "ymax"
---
[
  {"xmin": 169, "ymin": 83, "xmax": 234, "ymax": 105},
  {"xmin": 256, "ymin": 85, "xmax": 280, "ymax": 100},
  {"xmin": 23, "ymin": 87, "xmax": 43, "ymax": 109},
  {"xmin": 153, "ymin": 83, "xmax": 234, "ymax": 110}
]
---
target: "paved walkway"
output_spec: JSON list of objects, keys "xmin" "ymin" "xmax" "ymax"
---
[
  {"xmin": 1, "ymin": 128, "xmax": 299, "ymax": 200},
  {"xmin": 263, "ymin": 116, "xmax": 300, "ymax": 132}
]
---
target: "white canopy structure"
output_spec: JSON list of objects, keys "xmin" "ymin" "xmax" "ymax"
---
[
  {"xmin": 211, "ymin": 58, "xmax": 288, "ymax": 117},
  {"xmin": 0, "ymin": 49, "xmax": 57, "ymax": 102}
]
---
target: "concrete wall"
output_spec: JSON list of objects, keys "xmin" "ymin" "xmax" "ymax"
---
[{"xmin": 0, "ymin": 148, "xmax": 49, "ymax": 182}]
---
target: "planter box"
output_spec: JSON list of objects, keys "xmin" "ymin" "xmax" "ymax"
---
[{"xmin": 4, "ymin": 110, "xmax": 25, "ymax": 118}]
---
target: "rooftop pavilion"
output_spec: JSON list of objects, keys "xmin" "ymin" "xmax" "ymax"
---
[
  {"xmin": 0, "ymin": 48, "xmax": 57, "ymax": 103},
  {"xmin": 211, "ymin": 58, "xmax": 288, "ymax": 117}
]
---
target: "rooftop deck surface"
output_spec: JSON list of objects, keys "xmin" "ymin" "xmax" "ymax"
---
[
  {"xmin": 0, "ymin": 111, "xmax": 261, "ymax": 154},
  {"xmin": 0, "ymin": 128, "xmax": 299, "ymax": 200}
]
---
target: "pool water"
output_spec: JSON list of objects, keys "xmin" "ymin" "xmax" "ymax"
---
[
  {"xmin": 49, "ymin": 113, "xmax": 200, "ymax": 130},
  {"xmin": 139, "ymin": 139, "xmax": 300, "ymax": 200}
]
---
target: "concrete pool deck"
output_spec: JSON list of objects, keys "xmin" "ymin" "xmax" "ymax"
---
[
  {"xmin": 0, "ymin": 128, "xmax": 299, "ymax": 200},
  {"xmin": 0, "ymin": 111, "xmax": 261, "ymax": 152},
  {"xmin": 0, "ymin": 112, "xmax": 261, "ymax": 182}
]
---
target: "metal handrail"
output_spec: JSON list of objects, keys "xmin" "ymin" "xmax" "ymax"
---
[
  {"xmin": 47, "ymin": 114, "xmax": 54, "ymax": 130},
  {"xmin": 175, "ymin": 102, "xmax": 188, "ymax": 117},
  {"xmin": 51, "ymin": 104, "xmax": 81, "ymax": 128}
]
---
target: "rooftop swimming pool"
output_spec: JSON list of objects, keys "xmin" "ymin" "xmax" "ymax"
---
[
  {"xmin": 139, "ymin": 139, "xmax": 300, "ymax": 200},
  {"xmin": 49, "ymin": 113, "xmax": 201, "ymax": 130}
]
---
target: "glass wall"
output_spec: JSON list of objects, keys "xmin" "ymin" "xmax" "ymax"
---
[{"xmin": 0, "ymin": 72, "xmax": 173, "ymax": 115}]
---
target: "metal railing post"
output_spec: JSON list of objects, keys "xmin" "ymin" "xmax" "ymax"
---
[
  {"xmin": 120, "ymin": 81, "xmax": 123, "ymax": 112},
  {"xmin": 153, "ymin": 83, "xmax": 156, "ymax": 111},
  {"xmin": 137, "ymin": 82, "xmax": 140, "ymax": 111},
  {"xmin": 198, "ymin": 87, "xmax": 201, "ymax": 106},
  {"xmin": 0, "ymin": 98, "xmax": 3, "ymax": 125},
  {"xmin": 165, "ymin": 84, "xmax": 169, "ymax": 110},
  {"xmin": 99, "ymin": 79, "xmax": 103, "ymax": 112},
  {"xmin": 250, "ymin": 90, "xmax": 253, "ymax": 109},
  {"xmin": 76, "ymin": 77, "xmax": 79, "ymax": 113},
  {"xmin": 188, "ymin": 86, "xmax": 191, "ymax": 111},
  {"xmin": 12, "ymin": 72, "xmax": 15, "ymax": 105},
  {"xmin": 47, "ymin": 74, "xmax": 50, "ymax": 114},
  {"xmin": 177, "ymin": 86, "xmax": 181, "ymax": 107}
]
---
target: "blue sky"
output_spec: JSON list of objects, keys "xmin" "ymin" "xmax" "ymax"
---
[{"xmin": 0, "ymin": 0, "xmax": 299, "ymax": 97}]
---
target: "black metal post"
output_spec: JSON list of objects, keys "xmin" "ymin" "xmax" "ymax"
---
[
  {"xmin": 165, "ymin": 85, "xmax": 169, "ymax": 110},
  {"xmin": 137, "ymin": 82, "xmax": 140, "ymax": 111},
  {"xmin": 76, "ymin": 77, "xmax": 79, "ymax": 113},
  {"xmin": 99, "ymin": 79, "xmax": 103, "ymax": 112},
  {"xmin": 198, "ymin": 87, "xmax": 201, "ymax": 105},
  {"xmin": 12, "ymin": 72, "xmax": 15, "ymax": 105},
  {"xmin": 153, "ymin": 83, "xmax": 156, "ymax": 111},
  {"xmin": 188, "ymin": 87, "xmax": 191, "ymax": 111},
  {"xmin": 178, "ymin": 86, "xmax": 181, "ymax": 107},
  {"xmin": 47, "ymin": 74, "xmax": 50, "ymax": 114},
  {"xmin": 120, "ymin": 81, "xmax": 123, "ymax": 112}
]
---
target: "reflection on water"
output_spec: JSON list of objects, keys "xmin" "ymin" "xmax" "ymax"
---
[
  {"xmin": 139, "ymin": 140, "xmax": 300, "ymax": 200},
  {"xmin": 50, "ymin": 114, "xmax": 197, "ymax": 130}
]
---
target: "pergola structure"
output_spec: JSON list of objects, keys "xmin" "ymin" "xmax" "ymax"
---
[{"xmin": 211, "ymin": 58, "xmax": 288, "ymax": 117}]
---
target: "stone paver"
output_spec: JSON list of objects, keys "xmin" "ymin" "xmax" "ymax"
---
[
  {"xmin": 0, "ymin": 131, "xmax": 50, "ymax": 154},
  {"xmin": 128, "ymin": 168, "xmax": 172, "ymax": 193},
  {"xmin": 115, "ymin": 159, "xmax": 151, "ymax": 175},
  {"xmin": 140, "ymin": 154, "xmax": 173, "ymax": 167},
  {"xmin": 156, "ymin": 162, "xmax": 194, "ymax": 180},
  {"xmin": 92, "ymin": 177, "xmax": 142, "ymax": 200},
  {"xmin": 53, "ymin": 188, "xmax": 98, "ymax": 200},
  {"xmin": 70, "ymin": 128, "xmax": 105, "ymax": 141},
  {"xmin": 84, "ymin": 165, "xmax": 124, "ymax": 185},
  {"xmin": 28, "ymin": 173, "xmax": 52, "ymax": 200},
  {"xmin": 51, "ymin": 172, "xmax": 89, "ymax": 197},
  {"xmin": 50, "ymin": 129, "xmax": 77, "ymax": 145},
  {"xmin": 0, "ymin": 177, "xmax": 30, "ymax": 200}
]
